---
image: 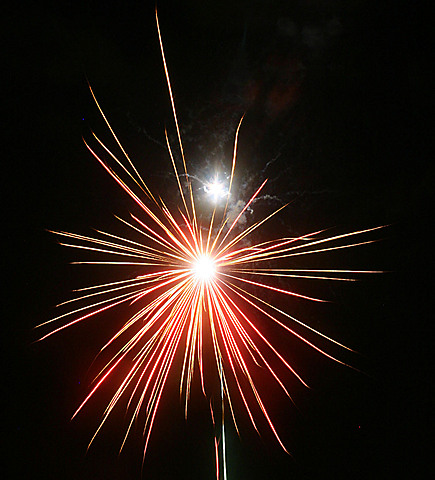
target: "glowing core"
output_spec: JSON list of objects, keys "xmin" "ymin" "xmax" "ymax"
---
[
  {"xmin": 204, "ymin": 180, "xmax": 226, "ymax": 202},
  {"xmin": 193, "ymin": 255, "xmax": 216, "ymax": 282}
]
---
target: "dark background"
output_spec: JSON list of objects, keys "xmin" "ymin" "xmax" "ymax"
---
[{"xmin": 4, "ymin": 1, "xmax": 431, "ymax": 479}]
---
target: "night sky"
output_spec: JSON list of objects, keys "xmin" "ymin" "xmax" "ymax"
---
[{"xmin": 5, "ymin": 1, "xmax": 431, "ymax": 479}]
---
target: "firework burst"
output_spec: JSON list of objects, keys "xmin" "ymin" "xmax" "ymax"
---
[{"xmin": 37, "ymin": 9, "xmax": 383, "ymax": 472}]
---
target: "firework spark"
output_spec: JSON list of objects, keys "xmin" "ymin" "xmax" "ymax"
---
[{"xmin": 38, "ymin": 9, "xmax": 383, "ymax": 472}]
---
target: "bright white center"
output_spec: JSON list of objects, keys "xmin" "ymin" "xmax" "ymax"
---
[
  {"xmin": 193, "ymin": 255, "xmax": 216, "ymax": 282},
  {"xmin": 204, "ymin": 181, "xmax": 226, "ymax": 202}
]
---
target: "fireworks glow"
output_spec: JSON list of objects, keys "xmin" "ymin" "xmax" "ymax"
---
[
  {"xmin": 204, "ymin": 179, "xmax": 227, "ymax": 203},
  {"xmin": 38, "ymin": 9, "xmax": 383, "ymax": 476}
]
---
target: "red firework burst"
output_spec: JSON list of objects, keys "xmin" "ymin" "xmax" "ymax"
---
[{"xmin": 37, "ymin": 9, "xmax": 383, "ymax": 472}]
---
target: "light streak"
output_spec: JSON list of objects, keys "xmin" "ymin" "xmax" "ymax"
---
[{"xmin": 38, "ymin": 8, "xmax": 384, "ymax": 476}]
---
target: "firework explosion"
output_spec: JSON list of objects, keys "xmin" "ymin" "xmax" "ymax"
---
[{"xmin": 37, "ymin": 9, "xmax": 383, "ymax": 476}]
